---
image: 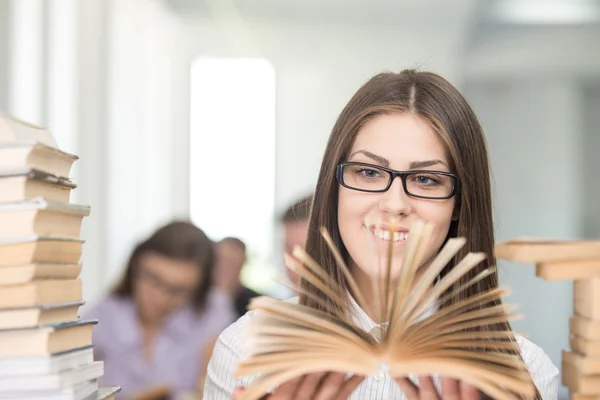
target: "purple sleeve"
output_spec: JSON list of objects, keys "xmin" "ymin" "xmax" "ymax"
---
[
  {"xmin": 81, "ymin": 296, "xmax": 121, "ymax": 361},
  {"xmin": 203, "ymin": 288, "xmax": 238, "ymax": 334}
]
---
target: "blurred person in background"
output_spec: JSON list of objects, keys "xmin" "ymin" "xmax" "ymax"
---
[
  {"xmin": 280, "ymin": 194, "xmax": 313, "ymax": 291},
  {"xmin": 213, "ymin": 237, "xmax": 262, "ymax": 318},
  {"xmin": 84, "ymin": 221, "xmax": 236, "ymax": 400}
]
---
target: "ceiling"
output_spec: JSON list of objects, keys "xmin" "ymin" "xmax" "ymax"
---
[
  {"xmin": 167, "ymin": 0, "xmax": 480, "ymax": 30},
  {"xmin": 166, "ymin": 0, "xmax": 600, "ymax": 27},
  {"xmin": 166, "ymin": 0, "xmax": 600, "ymax": 79}
]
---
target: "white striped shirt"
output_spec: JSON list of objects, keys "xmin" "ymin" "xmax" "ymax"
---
[{"xmin": 203, "ymin": 296, "xmax": 559, "ymax": 399}]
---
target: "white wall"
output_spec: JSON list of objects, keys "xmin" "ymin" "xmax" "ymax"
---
[
  {"xmin": 0, "ymin": 0, "xmax": 9, "ymax": 112},
  {"xmin": 582, "ymin": 83, "xmax": 600, "ymax": 238},
  {"xmin": 464, "ymin": 78, "xmax": 585, "ymax": 400},
  {"xmin": 6, "ymin": 0, "xmax": 45, "ymax": 126},
  {"xmin": 102, "ymin": 0, "xmax": 192, "ymax": 299},
  {"xmin": 465, "ymin": 26, "xmax": 600, "ymax": 80},
  {"xmin": 74, "ymin": 0, "xmax": 110, "ymax": 311}
]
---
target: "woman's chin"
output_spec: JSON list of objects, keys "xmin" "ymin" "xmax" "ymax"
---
[{"xmin": 363, "ymin": 259, "xmax": 405, "ymax": 282}]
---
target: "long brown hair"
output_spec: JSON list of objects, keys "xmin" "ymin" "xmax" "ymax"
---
[
  {"xmin": 113, "ymin": 220, "xmax": 215, "ymax": 312},
  {"xmin": 300, "ymin": 69, "xmax": 541, "ymax": 398}
]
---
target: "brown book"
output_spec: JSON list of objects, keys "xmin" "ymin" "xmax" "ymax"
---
[
  {"xmin": 575, "ymin": 277, "xmax": 600, "ymax": 320},
  {"xmin": 0, "ymin": 142, "xmax": 78, "ymax": 178},
  {"xmin": 0, "ymin": 301, "xmax": 83, "ymax": 329},
  {"xmin": 0, "ymin": 262, "xmax": 82, "ymax": 286},
  {"xmin": 571, "ymin": 316, "xmax": 600, "ymax": 340},
  {"xmin": 0, "ymin": 170, "xmax": 75, "ymax": 204},
  {"xmin": 563, "ymin": 357, "xmax": 600, "ymax": 395},
  {"xmin": 563, "ymin": 350, "xmax": 600, "ymax": 374},
  {"xmin": 571, "ymin": 336, "xmax": 600, "ymax": 357},
  {"xmin": 0, "ymin": 198, "xmax": 90, "ymax": 241},
  {"xmin": 494, "ymin": 239, "xmax": 600, "ymax": 263},
  {"xmin": 234, "ymin": 220, "xmax": 537, "ymax": 400},
  {"xmin": 0, "ymin": 319, "xmax": 96, "ymax": 357},
  {"xmin": 536, "ymin": 259, "xmax": 600, "ymax": 281},
  {"xmin": 569, "ymin": 394, "xmax": 600, "ymax": 400},
  {"xmin": 0, "ymin": 279, "xmax": 82, "ymax": 308},
  {"xmin": 0, "ymin": 237, "xmax": 83, "ymax": 266}
]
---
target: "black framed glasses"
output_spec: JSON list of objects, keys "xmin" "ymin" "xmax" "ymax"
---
[{"xmin": 336, "ymin": 162, "xmax": 459, "ymax": 200}]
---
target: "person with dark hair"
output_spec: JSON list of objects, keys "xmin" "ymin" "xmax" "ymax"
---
[
  {"xmin": 204, "ymin": 70, "xmax": 558, "ymax": 399},
  {"xmin": 213, "ymin": 237, "xmax": 262, "ymax": 318},
  {"xmin": 84, "ymin": 220, "xmax": 236, "ymax": 399},
  {"xmin": 280, "ymin": 194, "xmax": 313, "ymax": 288}
]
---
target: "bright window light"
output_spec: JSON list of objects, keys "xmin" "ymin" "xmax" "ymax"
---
[
  {"xmin": 491, "ymin": 0, "xmax": 600, "ymax": 24},
  {"xmin": 190, "ymin": 57, "xmax": 276, "ymax": 294}
]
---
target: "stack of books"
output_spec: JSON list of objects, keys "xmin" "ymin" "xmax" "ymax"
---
[
  {"xmin": 495, "ymin": 238, "xmax": 600, "ymax": 400},
  {"xmin": 0, "ymin": 114, "xmax": 120, "ymax": 399}
]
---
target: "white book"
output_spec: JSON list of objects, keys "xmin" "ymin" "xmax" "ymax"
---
[
  {"xmin": 0, "ymin": 114, "xmax": 58, "ymax": 149},
  {"xmin": 0, "ymin": 345, "xmax": 93, "ymax": 376},
  {"xmin": 87, "ymin": 386, "xmax": 121, "ymax": 400},
  {"xmin": 0, "ymin": 361, "xmax": 103, "ymax": 391},
  {"xmin": 0, "ymin": 379, "xmax": 98, "ymax": 400}
]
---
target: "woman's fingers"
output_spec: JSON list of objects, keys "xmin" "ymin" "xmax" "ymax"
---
[
  {"xmin": 269, "ymin": 376, "xmax": 304, "ymax": 399},
  {"xmin": 459, "ymin": 381, "xmax": 481, "ymax": 400},
  {"xmin": 418, "ymin": 375, "xmax": 441, "ymax": 400},
  {"xmin": 295, "ymin": 372, "xmax": 327, "ymax": 400},
  {"xmin": 394, "ymin": 376, "xmax": 481, "ymax": 400},
  {"xmin": 234, "ymin": 372, "xmax": 365, "ymax": 400},
  {"xmin": 313, "ymin": 372, "xmax": 347, "ymax": 400},
  {"xmin": 440, "ymin": 377, "xmax": 461, "ymax": 400},
  {"xmin": 238, "ymin": 374, "xmax": 481, "ymax": 400},
  {"xmin": 395, "ymin": 377, "xmax": 420, "ymax": 400},
  {"xmin": 334, "ymin": 374, "xmax": 365, "ymax": 400}
]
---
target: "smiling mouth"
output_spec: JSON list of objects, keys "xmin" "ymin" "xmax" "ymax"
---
[{"xmin": 368, "ymin": 226, "xmax": 409, "ymax": 243}]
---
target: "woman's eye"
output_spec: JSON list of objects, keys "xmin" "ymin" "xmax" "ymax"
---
[
  {"xmin": 413, "ymin": 174, "xmax": 441, "ymax": 185},
  {"xmin": 357, "ymin": 168, "xmax": 380, "ymax": 178}
]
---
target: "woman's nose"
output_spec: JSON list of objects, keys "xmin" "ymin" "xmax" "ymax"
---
[{"xmin": 378, "ymin": 177, "xmax": 412, "ymax": 216}]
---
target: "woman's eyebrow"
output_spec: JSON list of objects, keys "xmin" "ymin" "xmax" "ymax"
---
[
  {"xmin": 409, "ymin": 159, "xmax": 448, "ymax": 169},
  {"xmin": 348, "ymin": 150, "xmax": 389, "ymax": 166},
  {"xmin": 349, "ymin": 151, "xmax": 448, "ymax": 170}
]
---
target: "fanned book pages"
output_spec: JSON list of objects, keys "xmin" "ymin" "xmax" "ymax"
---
[{"xmin": 234, "ymin": 219, "xmax": 537, "ymax": 400}]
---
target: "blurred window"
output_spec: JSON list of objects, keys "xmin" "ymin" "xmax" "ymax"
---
[{"xmin": 190, "ymin": 57, "xmax": 276, "ymax": 293}]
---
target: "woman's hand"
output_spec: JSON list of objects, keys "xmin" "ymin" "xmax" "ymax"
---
[
  {"xmin": 232, "ymin": 372, "xmax": 364, "ymax": 400},
  {"xmin": 395, "ymin": 376, "xmax": 483, "ymax": 400}
]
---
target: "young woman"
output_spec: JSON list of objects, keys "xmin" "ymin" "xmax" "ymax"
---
[
  {"xmin": 203, "ymin": 70, "xmax": 559, "ymax": 399},
  {"xmin": 85, "ymin": 221, "xmax": 236, "ymax": 399}
]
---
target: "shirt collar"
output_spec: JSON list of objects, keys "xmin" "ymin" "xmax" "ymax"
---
[
  {"xmin": 346, "ymin": 292, "xmax": 439, "ymax": 341},
  {"xmin": 347, "ymin": 293, "xmax": 380, "ymax": 333}
]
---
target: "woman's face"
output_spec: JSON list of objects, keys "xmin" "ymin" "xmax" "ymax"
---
[
  {"xmin": 337, "ymin": 112, "xmax": 456, "ymax": 282},
  {"xmin": 134, "ymin": 252, "xmax": 201, "ymax": 325}
]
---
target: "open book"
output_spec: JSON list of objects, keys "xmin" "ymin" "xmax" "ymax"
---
[{"xmin": 234, "ymin": 220, "xmax": 536, "ymax": 400}]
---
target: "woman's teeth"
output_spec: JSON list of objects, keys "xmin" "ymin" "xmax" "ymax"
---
[{"xmin": 376, "ymin": 230, "xmax": 408, "ymax": 242}]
